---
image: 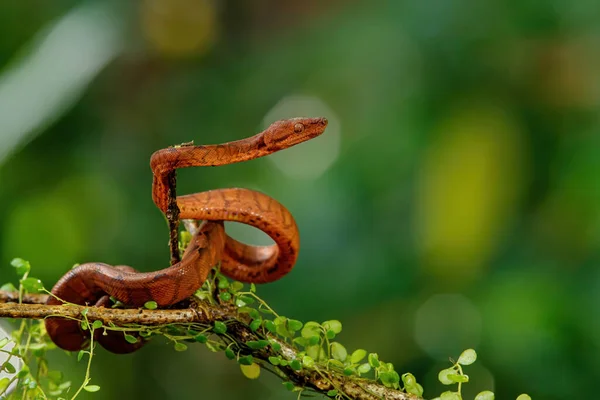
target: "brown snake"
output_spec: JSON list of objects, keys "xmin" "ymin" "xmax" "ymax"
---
[{"xmin": 45, "ymin": 117, "xmax": 328, "ymax": 353}]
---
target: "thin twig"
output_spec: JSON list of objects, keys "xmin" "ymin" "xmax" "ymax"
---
[{"xmin": 165, "ymin": 169, "xmax": 180, "ymax": 265}]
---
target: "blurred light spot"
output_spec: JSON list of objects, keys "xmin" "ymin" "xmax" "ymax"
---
[
  {"xmin": 263, "ymin": 95, "xmax": 340, "ymax": 180},
  {"xmin": 414, "ymin": 294, "xmax": 481, "ymax": 359},
  {"xmin": 415, "ymin": 102, "xmax": 526, "ymax": 285},
  {"xmin": 141, "ymin": 0, "xmax": 217, "ymax": 57},
  {"xmin": 0, "ymin": 324, "xmax": 22, "ymax": 395},
  {"xmin": 2, "ymin": 193, "xmax": 86, "ymax": 281},
  {"xmin": 0, "ymin": 2, "xmax": 124, "ymax": 165}
]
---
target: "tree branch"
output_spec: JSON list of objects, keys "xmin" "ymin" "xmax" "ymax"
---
[{"xmin": 0, "ymin": 291, "xmax": 421, "ymax": 400}]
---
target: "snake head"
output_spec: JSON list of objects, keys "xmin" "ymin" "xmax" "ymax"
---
[{"xmin": 263, "ymin": 117, "xmax": 328, "ymax": 150}]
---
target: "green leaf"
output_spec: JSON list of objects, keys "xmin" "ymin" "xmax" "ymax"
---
[
  {"xmin": 301, "ymin": 321, "xmax": 321, "ymax": 338},
  {"xmin": 77, "ymin": 350, "xmax": 85, "ymax": 362},
  {"xmin": 174, "ymin": 342, "xmax": 187, "ymax": 352},
  {"xmin": 80, "ymin": 320, "xmax": 89, "ymax": 331},
  {"xmin": 327, "ymin": 389, "xmax": 338, "ymax": 397},
  {"xmin": 219, "ymin": 292, "xmax": 232, "ymax": 302},
  {"xmin": 269, "ymin": 340, "xmax": 281, "ymax": 352},
  {"xmin": 3, "ymin": 362, "xmax": 15, "ymax": 374},
  {"xmin": 0, "ymin": 338, "xmax": 9, "ymax": 349},
  {"xmin": 0, "ymin": 377, "xmax": 10, "ymax": 392},
  {"xmin": 144, "ymin": 301, "xmax": 158, "ymax": 310},
  {"xmin": 440, "ymin": 391, "xmax": 461, "ymax": 400},
  {"xmin": 0, "ymin": 283, "xmax": 17, "ymax": 292},
  {"xmin": 380, "ymin": 371, "xmax": 400, "ymax": 389},
  {"xmin": 230, "ymin": 281, "xmax": 244, "ymax": 292},
  {"xmin": 457, "ymin": 348, "xmax": 477, "ymax": 366},
  {"xmin": 225, "ymin": 348, "xmax": 235, "ymax": 360},
  {"xmin": 249, "ymin": 309, "xmax": 260, "ymax": 319},
  {"xmin": 402, "ymin": 372, "xmax": 417, "ymax": 386},
  {"xmin": 475, "ymin": 391, "xmax": 495, "ymax": 400},
  {"xmin": 302, "ymin": 355, "xmax": 314, "ymax": 368},
  {"xmin": 449, "ymin": 373, "xmax": 469, "ymax": 383},
  {"xmin": 331, "ymin": 342, "xmax": 347, "ymax": 362},
  {"xmin": 283, "ymin": 381, "xmax": 295, "ymax": 391},
  {"xmin": 249, "ymin": 320, "xmax": 261, "ymax": 332},
  {"xmin": 326, "ymin": 330, "xmax": 336, "ymax": 339},
  {"xmin": 217, "ymin": 278, "xmax": 229, "ymax": 289},
  {"xmin": 124, "ymin": 334, "xmax": 138, "ymax": 344},
  {"xmin": 308, "ymin": 335, "xmax": 320, "ymax": 346},
  {"xmin": 268, "ymin": 356, "xmax": 280, "ymax": 366},
  {"xmin": 368, "ymin": 353, "xmax": 380, "ymax": 368},
  {"xmin": 410, "ymin": 384, "xmax": 425, "ymax": 396},
  {"xmin": 11, "ymin": 258, "xmax": 30, "ymax": 276},
  {"xmin": 322, "ymin": 320, "xmax": 342, "ymax": 334},
  {"xmin": 274, "ymin": 317, "xmax": 291, "ymax": 337},
  {"xmin": 250, "ymin": 283, "xmax": 256, "ymax": 293},
  {"xmin": 290, "ymin": 359, "xmax": 302, "ymax": 371},
  {"xmin": 17, "ymin": 365, "xmax": 30, "ymax": 379},
  {"xmin": 293, "ymin": 337, "xmax": 308, "ymax": 347},
  {"xmin": 238, "ymin": 355, "xmax": 254, "ymax": 365},
  {"xmin": 247, "ymin": 340, "xmax": 269, "ymax": 350},
  {"xmin": 287, "ymin": 319, "xmax": 303, "ymax": 332},
  {"xmin": 263, "ymin": 320, "xmax": 276, "ymax": 333},
  {"xmin": 81, "ymin": 308, "xmax": 89, "ymax": 317},
  {"xmin": 19, "ymin": 277, "xmax": 43, "ymax": 292},
  {"xmin": 194, "ymin": 334, "xmax": 208, "ymax": 343},
  {"xmin": 83, "ymin": 385, "xmax": 101, "ymax": 393},
  {"xmin": 92, "ymin": 320, "xmax": 103, "ymax": 330},
  {"xmin": 350, "ymin": 349, "xmax": 367, "ymax": 364},
  {"xmin": 438, "ymin": 367, "xmax": 456, "ymax": 385},
  {"xmin": 516, "ymin": 395, "xmax": 531, "ymax": 400},
  {"xmin": 357, "ymin": 363, "xmax": 371, "ymax": 374},
  {"xmin": 58, "ymin": 381, "xmax": 72, "ymax": 390},
  {"xmin": 240, "ymin": 363, "xmax": 260, "ymax": 379},
  {"xmin": 343, "ymin": 367, "xmax": 354, "ymax": 376},
  {"xmin": 213, "ymin": 321, "xmax": 227, "ymax": 334}
]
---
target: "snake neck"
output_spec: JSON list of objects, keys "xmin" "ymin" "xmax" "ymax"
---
[{"xmin": 150, "ymin": 135, "xmax": 268, "ymax": 176}]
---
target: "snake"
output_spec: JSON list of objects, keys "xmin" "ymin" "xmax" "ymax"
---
[{"xmin": 44, "ymin": 117, "xmax": 328, "ymax": 354}]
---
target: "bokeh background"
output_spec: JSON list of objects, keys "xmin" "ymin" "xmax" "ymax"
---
[{"xmin": 1, "ymin": 1, "xmax": 599, "ymax": 399}]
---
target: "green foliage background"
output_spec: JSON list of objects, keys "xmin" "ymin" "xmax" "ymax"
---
[{"xmin": 1, "ymin": 1, "xmax": 599, "ymax": 399}]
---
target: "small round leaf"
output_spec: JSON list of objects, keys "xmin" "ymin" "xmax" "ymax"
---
[
  {"xmin": 144, "ymin": 301, "xmax": 158, "ymax": 310},
  {"xmin": 331, "ymin": 342, "xmax": 347, "ymax": 362},
  {"xmin": 174, "ymin": 342, "xmax": 187, "ymax": 352},
  {"xmin": 457, "ymin": 348, "xmax": 477, "ymax": 366},
  {"xmin": 213, "ymin": 321, "xmax": 227, "ymax": 334},
  {"xmin": 83, "ymin": 385, "xmax": 101, "ymax": 393},
  {"xmin": 124, "ymin": 334, "xmax": 138, "ymax": 344},
  {"xmin": 351, "ymin": 349, "xmax": 367, "ymax": 364},
  {"xmin": 438, "ymin": 368, "xmax": 457, "ymax": 385},
  {"xmin": 240, "ymin": 363, "xmax": 260, "ymax": 379},
  {"xmin": 475, "ymin": 391, "xmax": 495, "ymax": 400}
]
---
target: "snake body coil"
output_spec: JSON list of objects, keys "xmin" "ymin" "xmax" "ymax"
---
[{"xmin": 45, "ymin": 117, "xmax": 328, "ymax": 353}]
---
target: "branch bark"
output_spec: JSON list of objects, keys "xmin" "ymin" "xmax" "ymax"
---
[{"xmin": 0, "ymin": 291, "xmax": 421, "ymax": 400}]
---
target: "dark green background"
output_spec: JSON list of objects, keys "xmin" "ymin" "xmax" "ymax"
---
[{"xmin": 1, "ymin": 1, "xmax": 599, "ymax": 399}]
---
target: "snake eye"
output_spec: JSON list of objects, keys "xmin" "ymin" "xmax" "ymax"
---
[{"xmin": 294, "ymin": 123, "xmax": 304, "ymax": 133}]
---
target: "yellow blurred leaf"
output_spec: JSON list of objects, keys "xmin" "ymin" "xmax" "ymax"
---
[
  {"xmin": 141, "ymin": 0, "xmax": 217, "ymax": 57},
  {"xmin": 416, "ymin": 101, "xmax": 527, "ymax": 284}
]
